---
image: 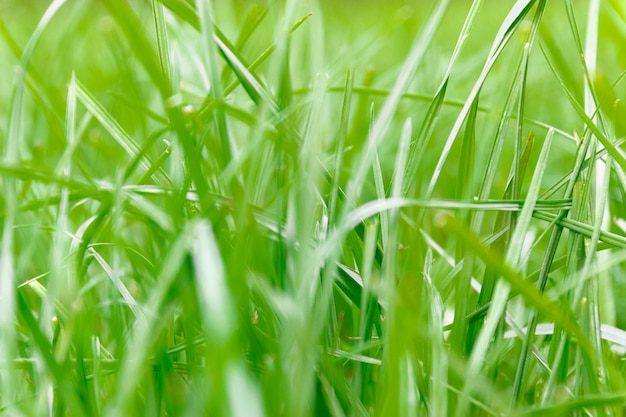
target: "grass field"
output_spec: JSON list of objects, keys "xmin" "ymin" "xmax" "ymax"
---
[{"xmin": 2, "ymin": 0, "xmax": 626, "ymax": 415}]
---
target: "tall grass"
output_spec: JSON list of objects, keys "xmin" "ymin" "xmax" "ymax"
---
[{"xmin": 1, "ymin": 0, "xmax": 626, "ymax": 415}]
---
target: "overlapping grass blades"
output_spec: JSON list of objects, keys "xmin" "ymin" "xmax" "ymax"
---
[{"xmin": 2, "ymin": 0, "xmax": 626, "ymax": 415}]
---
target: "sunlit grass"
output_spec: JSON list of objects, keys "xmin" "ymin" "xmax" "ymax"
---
[{"xmin": 1, "ymin": 0, "xmax": 626, "ymax": 415}]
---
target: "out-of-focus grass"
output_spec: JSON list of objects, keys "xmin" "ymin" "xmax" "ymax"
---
[{"xmin": 1, "ymin": 0, "xmax": 626, "ymax": 415}]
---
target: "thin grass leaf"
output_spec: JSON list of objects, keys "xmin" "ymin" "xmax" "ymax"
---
[
  {"xmin": 159, "ymin": 0, "xmax": 199, "ymax": 29},
  {"xmin": 423, "ymin": 249, "xmax": 448, "ymax": 416},
  {"xmin": 516, "ymin": 393, "xmax": 626, "ymax": 417},
  {"xmin": 371, "ymin": 113, "xmax": 388, "ymax": 248},
  {"xmin": 318, "ymin": 374, "xmax": 348, "ymax": 417},
  {"xmin": 151, "ymin": 0, "xmax": 172, "ymax": 88},
  {"xmin": 197, "ymin": 0, "xmax": 233, "ymax": 165},
  {"xmin": 392, "ymin": 119, "xmax": 413, "ymax": 200},
  {"xmin": 402, "ymin": 79, "xmax": 448, "ymax": 197},
  {"xmin": 88, "ymin": 247, "xmax": 143, "ymax": 320},
  {"xmin": 329, "ymin": 70, "xmax": 354, "ymax": 222},
  {"xmin": 19, "ymin": 279, "xmax": 69, "ymax": 323},
  {"xmin": 456, "ymin": 99, "xmax": 477, "ymax": 203},
  {"xmin": 506, "ymin": 112, "xmax": 552, "ymax": 264},
  {"xmin": 353, "ymin": 221, "xmax": 381, "ymax": 402},
  {"xmin": 445, "ymin": 0, "xmax": 485, "ymax": 80},
  {"xmin": 41, "ymin": 72, "xmax": 77, "ymax": 372},
  {"xmin": 532, "ymin": 211, "xmax": 626, "ymax": 248},
  {"xmin": 192, "ymin": 220, "xmax": 234, "ymax": 339},
  {"xmin": 466, "ymin": 1, "xmax": 549, "ymax": 363}
]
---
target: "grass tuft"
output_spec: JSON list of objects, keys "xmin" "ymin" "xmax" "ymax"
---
[{"xmin": 1, "ymin": 0, "xmax": 626, "ymax": 415}]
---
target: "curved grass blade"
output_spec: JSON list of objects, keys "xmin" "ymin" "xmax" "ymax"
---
[
  {"xmin": 197, "ymin": 0, "xmax": 233, "ymax": 166},
  {"xmin": 516, "ymin": 393, "xmax": 626, "ymax": 417},
  {"xmin": 329, "ymin": 70, "xmax": 354, "ymax": 222},
  {"xmin": 151, "ymin": 0, "xmax": 172, "ymax": 88}
]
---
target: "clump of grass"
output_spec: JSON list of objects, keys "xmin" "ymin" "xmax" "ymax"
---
[{"xmin": 1, "ymin": 0, "xmax": 626, "ymax": 415}]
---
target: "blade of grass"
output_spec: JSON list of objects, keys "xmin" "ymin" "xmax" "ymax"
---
[
  {"xmin": 151, "ymin": 0, "xmax": 172, "ymax": 89},
  {"xmin": 40, "ymin": 73, "xmax": 78, "ymax": 391},
  {"xmin": 197, "ymin": 0, "xmax": 233, "ymax": 166},
  {"xmin": 329, "ymin": 70, "xmax": 354, "ymax": 222},
  {"xmin": 371, "ymin": 107, "xmax": 388, "ymax": 248},
  {"xmin": 402, "ymin": 79, "xmax": 448, "ymax": 197},
  {"xmin": 88, "ymin": 247, "xmax": 143, "ymax": 320},
  {"xmin": 517, "ymin": 393, "xmax": 626, "ymax": 416},
  {"xmin": 353, "ymin": 221, "xmax": 380, "ymax": 403},
  {"xmin": 159, "ymin": 0, "xmax": 199, "ymax": 29},
  {"xmin": 423, "ymin": 249, "xmax": 448, "ymax": 416}
]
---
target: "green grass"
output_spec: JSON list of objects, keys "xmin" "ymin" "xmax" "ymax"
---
[{"xmin": 1, "ymin": 0, "xmax": 626, "ymax": 415}]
